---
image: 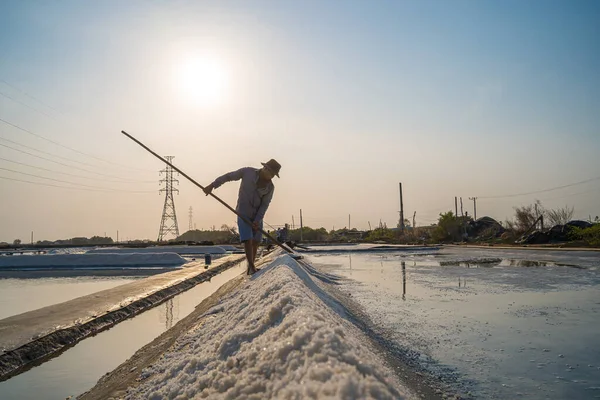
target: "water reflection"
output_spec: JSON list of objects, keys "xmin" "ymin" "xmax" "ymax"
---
[
  {"xmin": 402, "ymin": 261, "xmax": 406, "ymax": 301},
  {"xmin": 439, "ymin": 258, "xmax": 501, "ymax": 268},
  {"xmin": 159, "ymin": 298, "xmax": 178, "ymax": 330},
  {"xmin": 348, "ymin": 254, "xmax": 352, "ymax": 276},
  {"xmin": 506, "ymin": 259, "xmax": 561, "ymax": 267}
]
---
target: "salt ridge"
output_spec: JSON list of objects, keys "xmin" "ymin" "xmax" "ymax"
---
[{"xmin": 127, "ymin": 254, "xmax": 413, "ymax": 399}]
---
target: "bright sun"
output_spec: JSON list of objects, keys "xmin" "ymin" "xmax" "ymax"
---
[{"xmin": 176, "ymin": 56, "xmax": 228, "ymax": 108}]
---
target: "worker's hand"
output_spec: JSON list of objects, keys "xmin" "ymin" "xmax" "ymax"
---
[
  {"xmin": 252, "ymin": 221, "xmax": 260, "ymax": 232},
  {"xmin": 203, "ymin": 184, "xmax": 214, "ymax": 196}
]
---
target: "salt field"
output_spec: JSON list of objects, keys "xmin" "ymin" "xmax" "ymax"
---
[
  {"xmin": 310, "ymin": 247, "xmax": 600, "ymax": 399},
  {"xmin": 0, "ymin": 277, "xmax": 139, "ymax": 320},
  {"xmin": 1, "ymin": 246, "xmax": 598, "ymax": 399},
  {"xmin": 0, "ymin": 263, "xmax": 246, "ymax": 399}
]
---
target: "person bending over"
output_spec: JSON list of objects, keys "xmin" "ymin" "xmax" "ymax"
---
[{"xmin": 204, "ymin": 159, "xmax": 281, "ymax": 274}]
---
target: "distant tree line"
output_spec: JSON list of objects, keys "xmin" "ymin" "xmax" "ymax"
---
[{"xmin": 2, "ymin": 236, "xmax": 115, "ymax": 247}]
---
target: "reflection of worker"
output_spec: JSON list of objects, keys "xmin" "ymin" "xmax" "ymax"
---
[{"xmin": 204, "ymin": 159, "xmax": 281, "ymax": 275}]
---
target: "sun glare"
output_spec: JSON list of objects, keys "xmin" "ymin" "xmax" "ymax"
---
[{"xmin": 176, "ymin": 56, "xmax": 228, "ymax": 108}]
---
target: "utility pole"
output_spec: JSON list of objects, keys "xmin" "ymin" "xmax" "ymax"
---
[
  {"xmin": 300, "ymin": 209, "xmax": 303, "ymax": 242},
  {"xmin": 460, "ymin": 197, "xmax": 464, "ymax": 217},
  {"xmin": 188, "ymin": 206, "xmax": 193, "ymax": 231},
  {"xmin": 31, "ymin": 231, "xmax": 33, "ymax": 245},
  {"xmin": 292, "ymin": 215, "xmax": 295, "ymax": 230},
  {"xmin": 117, "ymin": 230, "xmax": 119, "ymax": 243},
  {"xmin": 399, "ymin": 182, "xmax": 405, "ymax": 233},
  {"xmin": 469, "ymin": 197, "xmax": 478, "ymax": 220},
  {"xmin": 158, "ymin": 156, "xmax": 180, "ymax": 242},
  {"xmin": 348, "ymin": 214, "xmax": 351, "ymax": 230},
  {"xmin": 455, "ymin": 197, "xmax": 458, "ymax": 216}
]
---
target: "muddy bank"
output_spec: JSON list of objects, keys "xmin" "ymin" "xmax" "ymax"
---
[{"xmin": 0, "ymin": 256, "xmax": 244, "ymax": 380}]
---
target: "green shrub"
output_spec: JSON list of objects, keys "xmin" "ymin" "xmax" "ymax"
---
[
  {"xmin": 569, "ymin": 224, "xmax": 600, "ymax": 247},
  {"xmin": 431, "ymin": 211, "xmax": 462, "ymax": 243},
  {"xmin": 289, "ymin": 227, "xmax": 329, "ymax": 242},
  {"xmin": 365, "ymin": 228, "xmax": 395, "ymax": 242}
]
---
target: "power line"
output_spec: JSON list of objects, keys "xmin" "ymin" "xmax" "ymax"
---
[
  {"xmin": 0, "ymin": 80, "xmax": 61, "ymax": 114},
  {"xmin": 0, "ymin": 136, "xmax": 155, "ymax": 182},
  {"xmin": 0, "ymin": 116, "xmax": 81, "ymax": 153},
  {"xmin": 0, "ymin": 90, "xmax": 55, "ymax": 120},
  {"xmin": 0, "ymin": 117, "xmax": 153, "ymax": 172},
  {"xmin": 0, "ymin": 166, "xmax": 134, "ymax": 190},
  {"xmin": 0, "ymin": 134, "xmax": 120, "ymax": 170},
  {"xmin": 1, "ymin": 80, "xmax": 152, "ymax": 173},
  {"xmin": 0, "ymin": 156, "xmax": 148, "ymax": 183},
  {"xmin": 0, "ymin": 175, "xmax": 154, "ymax": 193},
  {"xmin": 0, "ymin": 166, "xmax": 153, "ymax": 191},
  {"xmin": 0, "ymin": 142, "xmax": 154, "ymax": 182},
  {"xmin": 539, "ymin": 185, "xmax": 600, "ymax": 202},
  {"xmin": 479, "ymin": 176, "xmax": 600, "ymax": 199}
]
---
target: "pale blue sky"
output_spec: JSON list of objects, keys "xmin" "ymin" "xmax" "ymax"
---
[{"xmin": 0, "ymin": 1, "xmax": 599, "ymax": 241}]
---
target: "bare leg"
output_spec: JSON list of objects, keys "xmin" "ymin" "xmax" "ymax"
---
[
  {"xmin": 252, "ymin": 240, "xmax": 259, "ymax": 265},
  {"xmin": 244, "ymin": 240, "xmax": 254, "ymax": 274}
]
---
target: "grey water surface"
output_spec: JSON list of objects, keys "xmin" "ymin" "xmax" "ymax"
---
[{"xmin": 310, "ymin": 247, "xmax": 600, "ymax": 399}]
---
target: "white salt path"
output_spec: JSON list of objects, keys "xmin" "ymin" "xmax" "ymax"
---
[{"xmin": 128, "ymin": 254, "xmax": 413, "ymax": 400}]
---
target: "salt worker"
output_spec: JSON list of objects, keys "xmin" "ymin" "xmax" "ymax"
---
[{"xmin": 204, "ymin": 159, "xmax": 281, "ymax": 274}]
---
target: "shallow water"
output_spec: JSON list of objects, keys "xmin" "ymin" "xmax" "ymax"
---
[
  {"xmin": 310, "ymin": 247, "xmax": 600, "ymax": 399},
  {"xmin": 0, "ymin": 277, "xmax": 138, "ymax": 320},
  {"xmin": 0, "ymin": 263, "xmax": 245, "ymax": 399}
]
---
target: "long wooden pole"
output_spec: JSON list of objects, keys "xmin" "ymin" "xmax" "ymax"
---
[{"xmin": 121, "ymin": 130, "xmax": 293, "ymax": 254}]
